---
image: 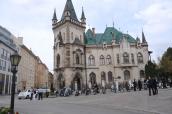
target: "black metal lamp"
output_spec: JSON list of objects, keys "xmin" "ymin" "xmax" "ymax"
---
[{"xmin": 10, "ymin": 52, "xmax": 21, "ymax": 114}]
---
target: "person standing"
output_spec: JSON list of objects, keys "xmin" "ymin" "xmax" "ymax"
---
[
  {"xmin": 148, "ymin": 77, "xmax": 153, "ymax": 96},
  {"xmin": 30, "ymin": 92, "xmax": 33, "ymax": 101},
  {"xmin": 125, "ymin": 81, "xmax": 129, "ymax": 92},
  {"xmin": 138, "ymin": 80, "xmax": 142, "ymax": 91},
  {"xmin": 133, "ymin": 79, "xmax": 137, "ymax": 91},
  {"xmin": 153, "ymin": 79, "xmax": 158, "ymax": 95}
]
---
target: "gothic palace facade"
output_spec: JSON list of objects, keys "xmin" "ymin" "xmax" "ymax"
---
[{"xmin": 52, "ymin": 0, "xmax": 149, "ymax": 90}]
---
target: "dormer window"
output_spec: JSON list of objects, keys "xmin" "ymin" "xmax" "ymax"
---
[
  {"xmin": 103, "ymin": 42, "xmax": 107, "ymax": 48},
  {"xmin": 65, "ymin": 11, "xmax": 70, "ymax": 17}
]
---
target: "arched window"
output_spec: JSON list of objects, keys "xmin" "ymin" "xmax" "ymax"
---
[
  {"xmin": 124, "ymin": 70, "xmax": 130, "ymax": 80},
  {"xmin": 106, "ymin": 55, "xmax": 111, "ymax": 64},
  {"xmin": 123, "ymin": 52, "xmax": 129, "ymax": 64},
  {"xmin": 137, "ymin": 53, "xmax": 143, "ymax": 63},
  {"xmin": 131, "ymin": 53, "xmax": 134, "ymax": 64},
  {"xmin": 71, "ymin": 32, "xmax": 73, "ymax": 40},
  {"xmin": 140, "ymin": 70, "xmax": 145, "ymax": 78},
  {"xmin": 101, "ymin": 72, "xmax": 106, "ymax": 81},
  {"xmin": 76, "ymin": 54, "xmax": 80, "ymax": 64},
  {"xmin": 56, "ymin": 54, "xmax": 60, "ymax": 68},
  {"xmin": 100, "ymin": 55, "xmax": 105, "ymax": 65},
  {"xmin": 63, "ymin": 32, "xmax": 65, "ymax": 41},
  {"xmin": 117, "ymin": 54, "xmax": 120, "ymax": 64},
  {"xmin": 108, "ymin": 71, "xmax": 113, "ymax": 82},
  {"xmin": 89, "ymin": 72, "xmax": 96, "ymax": 86},
  {"xmin": 89, "ymin": 55, "xmax": 95, "ymax": 65}
]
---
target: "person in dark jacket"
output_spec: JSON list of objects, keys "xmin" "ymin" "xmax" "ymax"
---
[
  {"xmin": 153, "ymin": 79, "xmax": 158, "ymax": 95},
  {"xmin": 138, "ymin": 80, "xmax": 142, "ymax": 91},
  {"xmin": 148, "ymin": 77, "xmax": 153, "ymax": 96},
  {"xmin": 133, "ymin": 79, "xmax": 137, "ymax": 91}
]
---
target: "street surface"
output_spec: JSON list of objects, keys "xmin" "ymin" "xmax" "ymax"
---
[{"xmin": 0, "ymin": 89, "xmax": 172, "ymax": 114}]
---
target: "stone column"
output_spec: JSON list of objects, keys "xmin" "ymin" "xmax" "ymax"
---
[{"xmin": 3, "ymin": 74, "xmax": 6, "ymax": 94}]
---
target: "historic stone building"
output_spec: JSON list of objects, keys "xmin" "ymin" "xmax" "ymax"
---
[{"xmin": 53, "ymin": 0, "xmax": 149, "ymax": 90}]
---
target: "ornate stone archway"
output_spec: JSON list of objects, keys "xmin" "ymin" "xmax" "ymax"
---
[
  {"xmin": 89, "ymin": 72, "xmax": 97, "ymax": 87},
  {"xmin": 71, "ymin": 72, "xmax": 82, "ymax": 91},
  {"xmin": 58, "ymin": 73, "xmax": 65, "ymax": 89}
]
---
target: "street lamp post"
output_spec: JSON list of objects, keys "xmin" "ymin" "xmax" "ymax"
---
[{"xmin": 10, "ymin": 52, "xmax": 21, "ymax": 114}]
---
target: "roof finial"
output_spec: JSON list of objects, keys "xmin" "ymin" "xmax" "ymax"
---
[
  {"xmin": 61, "ymin": 0, "xmax": 79, "ymax": 21},
  {"xmin": 81, "ymin": 6, "xmax": 86, "ymax": 24},
  {"xmin": 52, "ymin": 8, "xmax": 57, "ymax": 20},
  {"xmin": 142, "ymin": 28, "xmax": 147, "ymax": 43}
]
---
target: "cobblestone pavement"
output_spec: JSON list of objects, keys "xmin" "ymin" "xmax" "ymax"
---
[{"xmin": 0, "ymin": 89, "xmax": 172, "ymax": 114}]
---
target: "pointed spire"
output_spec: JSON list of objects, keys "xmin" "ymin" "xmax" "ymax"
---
[
  {"xmin": 61, "ymin": 0, "xmax": 78, "ymax": 21},
  {"xmin": 81, "ymin": 7, "xmax": 86, "ymax": 24},
  {"xmin": 81, "ymin": 7, "xmax": 86, "ymax": 20},
  {"xmin": 52, "ymin": 9, "xmax": 57, "ymax": 25},
  {"xmin": 136, "ymin": 36, "xmax": 140, "ymax": 43},
  {"xmin": 52, "ymin": 9, "xmax": 57, "ymax": 20},
  {"xmin": 142, "ymin": 29, "xmax": 147, "ymax": 43}
]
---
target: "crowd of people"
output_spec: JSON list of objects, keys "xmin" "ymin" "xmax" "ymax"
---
[
  {"xmin": 19, "ymin": 78, "xmax": 171, "ymax": 100},
  {"xmin": 54, "ymin": 77, "xmax": 172, "ymax": 97}
]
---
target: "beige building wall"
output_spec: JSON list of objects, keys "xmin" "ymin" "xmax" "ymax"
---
[
  {"xmin": 36, "ymin": 61, "xmax": 49, "ymax": 89},
  {"xmin": 17, "ymin": 45, "xmax": 37, "ymax": 90}
]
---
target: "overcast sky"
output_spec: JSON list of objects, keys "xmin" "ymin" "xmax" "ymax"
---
[{"xmin": 0, "ymin": 0, "xmax": 172, "ymax": 72}]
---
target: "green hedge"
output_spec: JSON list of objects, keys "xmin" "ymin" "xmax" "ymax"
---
[{"xmin": 0, "ymin": 107, "xmax": 10, "ymax": 114}]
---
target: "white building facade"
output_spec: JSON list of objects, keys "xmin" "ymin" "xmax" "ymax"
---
[
  {"xmin": 0, "ymin": 26, "xmax": 17, "ymax": 94},
  {"xmin": 53, "ymin": 0, "xmax": 149, "ymax": 90}
]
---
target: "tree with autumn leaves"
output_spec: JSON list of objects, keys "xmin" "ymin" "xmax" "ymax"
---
[{"xmin": 145, "ymin": 47, "xmax": 172, "ymax": 80}]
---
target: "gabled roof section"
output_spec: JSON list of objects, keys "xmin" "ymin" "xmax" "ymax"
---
[
  {"xmin": 85, "ymin": 29, "xmax": 103, "ymax": 45},
  {"xmin": 85, "ymin": 27, "xmax": 136, "ymax": 45},
  {"xmin": 61, "ymin": 0, "xmax": 78, "ymax": 21}
]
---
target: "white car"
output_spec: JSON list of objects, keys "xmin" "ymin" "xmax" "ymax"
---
[{"xmin": 18, "ymin": 90, "xmax": 32, "ymax": 99}]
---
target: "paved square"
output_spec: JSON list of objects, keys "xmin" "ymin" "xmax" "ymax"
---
[{"xmin": 0, "ymin": 89, "xmax": 172, "ymax": 114}]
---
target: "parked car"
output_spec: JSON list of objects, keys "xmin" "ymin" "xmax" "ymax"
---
[
  {"xmin": 18, "ymin": 90, "xmax": 32, "ymax": 99},
  {"xmin": 37, "ymin": 88, "xmax": 50, "ymax": 97}
]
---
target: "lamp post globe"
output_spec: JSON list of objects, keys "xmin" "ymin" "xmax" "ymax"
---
[{"xmin": 10, "ymin": 52, "xmax": 21, "ymax": 114}]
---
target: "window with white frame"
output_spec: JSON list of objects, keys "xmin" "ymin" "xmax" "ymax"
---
[
  {"xmin": 100, "ymin": 55, "xmax": 105, "ymax": 65},
  {"xmin": 123, "ymin": 52, "xmax": 129, "ymax": 64},
  {"xmin": 88, "ymin": 55, "xmax": 95, "ymax": 65},
  {"xmin": 137, "ymin": 52, "xmax": 143, "ymax": 63},
  {"xmin": 106, "ymin": 55, "xmax": 111, "ymax": 64}
]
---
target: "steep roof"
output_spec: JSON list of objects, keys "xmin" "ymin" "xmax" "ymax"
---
[
  {"xmin": 81, "ymin": 7, "xmax": 86, "ymax": 20},
  {"xmin": 85, "ymin": 27, "xmax": 136, "ymax": 45},
  {"xmin": 61, "ymin": 0, "xmax": 78, "ymax": 21}
]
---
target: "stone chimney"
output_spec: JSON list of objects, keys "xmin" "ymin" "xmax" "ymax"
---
[{"xmin": 92, "ymin": 28, "xmax": 95, "ymax": 37}]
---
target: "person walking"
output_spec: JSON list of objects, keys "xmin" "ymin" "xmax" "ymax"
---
[
  {"xmin": 153, "ymin": 79, "xmax": 158, "ymax": 95},
  {"xmin": 125, "ymin": 81, "xmax": 129, "ymax": 92},
  {"xmin": 133, "ymin": 79, "xmax": 137, "ymax": 91},
  {"xmin": 148, "ymin": 77, "xmax": 153, "ymax": 96},
  {"xmin": 138, "ymin": 80, "xmax": 142, "ymax": 91},
  {"xmin": 30, "ymin": 92, "xmax": 33, "ymax": 101}
]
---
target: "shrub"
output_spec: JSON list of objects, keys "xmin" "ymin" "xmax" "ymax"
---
[{"xmin": 0, "ymin": 107, "xmax": 10, "ymax": 114}]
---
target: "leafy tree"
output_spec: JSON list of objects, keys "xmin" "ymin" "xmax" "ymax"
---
[
  {"xmin": 160, "ymin": 47, "xmax": 172, "ymax": 74},
  {"xmin": 145, "ymin": 60, "xmax": 157, "ymax": 78}
]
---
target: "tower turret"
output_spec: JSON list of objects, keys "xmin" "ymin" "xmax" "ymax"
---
[
  {"xmin": 52, "ymin": 9, "xmax": 57, "ymax": 25},
  {"xmin": 81, "ymin": 7, "xmax": 86, "ymax": 26},
  {"xmin": 61, "ymin": 0, "xmax": 79, "ymax": 21},
  {"xmin": 142, "ymin": 30, "xmax": 147, "ymax": 43}
]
